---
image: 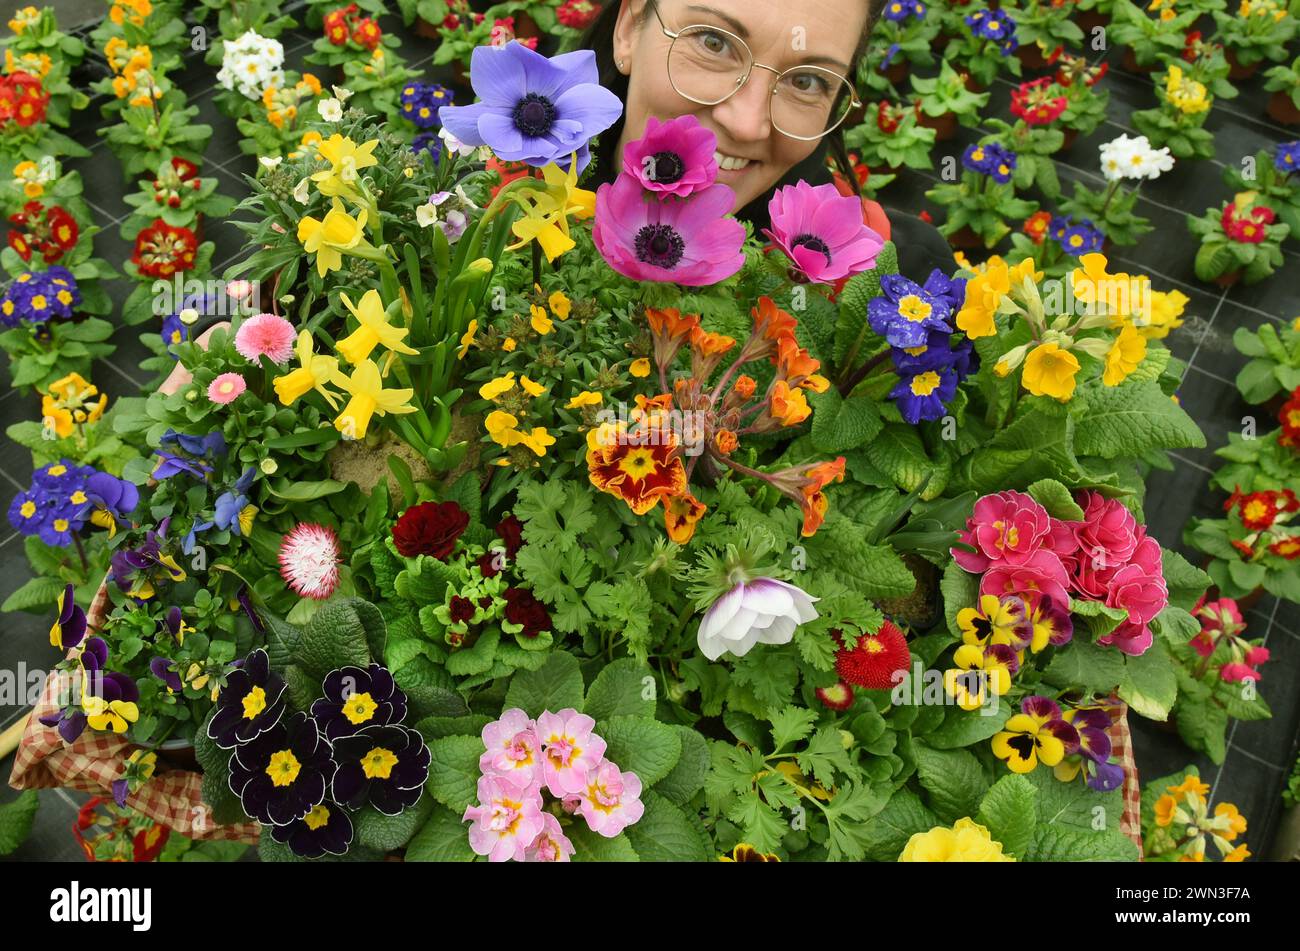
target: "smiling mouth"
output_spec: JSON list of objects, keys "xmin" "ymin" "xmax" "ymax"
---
[{"xmin": 714, "ymin": 151, "xmax": 754, "ymax": 172}]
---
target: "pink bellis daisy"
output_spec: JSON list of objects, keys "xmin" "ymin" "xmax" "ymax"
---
[
  {"xmin": 622, "ymin": 114, "xmax": 720, "ymax": 200},
  {"xmin": 764, "ymin": 180, "xmax": 884, "ymax": 283},
  {"xmin": 278, "ymin": 523, "xmax": 341, "ymax": 600},
  {"xmin": 208, "ymin": 372, "xmax": 246, "ymax": 405},
  {"xmin": 593, "ymin": 172, "xmax": 745, "ymax": 286},
  {"xmin": 235, "ymin": 312, "xmax": 297, "ymax": 365}
]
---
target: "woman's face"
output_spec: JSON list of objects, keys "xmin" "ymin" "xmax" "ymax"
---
[{"xmin": 612, "ymin": 0, "xmax": 867, "ymax": 212}]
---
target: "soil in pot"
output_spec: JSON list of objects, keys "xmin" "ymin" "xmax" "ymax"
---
[
  {"xmin": 1016, "ymin": 43, "xmax": 1051, "ymax": 72},
  {"xmin": 1059, "ymin": 127, "xmax": 1079, "ymax": 151},
  {"xmin": 946, "ymin": 225, "xmax": 986, "ymax": 250},
  {"xmin": 1267, "ymin": 91, "xmax": 1300, "ymax": 126},
  {"xmin": 414, "ymin": 16, "xmax": 441, "ymax": 40},
  {"xmin": 1074, "ymin": 9, "xmax": 1108, "ymax": 34},
  {"xmin": 918, "ymin": 110, "xmax": 958, "ymax": 141},
  {"xmin": 1213, "ymin": 269, "xmax": 1243, "ymax": 289},
  {"xmin": 962, "ymin": 73, "xmax": 987, "ymax": 94},
  {"xmin": 1225, "ymin": 48, "xmax": 1258, "ymax": 81},
  {"xmin": 1121, "ymin": 48, "xmax": 1154, "ymax": 75},
  {"xmin": 883, "ymin": 60, "xmax": 910, "ymax": 85},
  {"xmin": 328, "ymin": 431, "xmax": 434, "ymax": 496}
]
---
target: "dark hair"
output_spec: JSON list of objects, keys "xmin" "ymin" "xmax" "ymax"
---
[{"xmin": 580, "ymin": 0, "xmax": 885, "ymax": 197}]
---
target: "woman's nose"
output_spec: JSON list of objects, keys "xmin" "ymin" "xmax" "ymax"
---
[{"xmin": 709, "ymin": 70, "xmax": 774, "ymax": 145}]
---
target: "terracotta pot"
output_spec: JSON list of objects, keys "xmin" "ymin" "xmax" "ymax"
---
[
  {"xmin": 1267, "ymin": 90, "xmax": 1300, "ymax": 126},
  {"xmin": 1121, "ymin": 47, "xmax": 1154, "ymax": 75},
  {"xmin": 1225, "ymin": 48, "xmax": 1258, "ymax": 81},
  {"xmin": 452, "ymin": 59, "xmax": 471, "ymax": 92},
  {"xmin": 1016, "ymin": 43, "xmax": 1051, "ymax": 72},
  {"xmin": 883, "ymin": 60, "xmax": 910, "ymax": 85},
  {"xmin": 946, "ymin": 225, "xmax": 985, "ymax": 250},
  {"xmin": 918, "ymin": 110, "xmax": 958, "ymax": 141},
  {"xmin": 1059, "ymin": 127, "xmax": 1079, "ymax": 151},
  {"xmin": 414, "ymin": 16, "xmax": 441, "ymax": 40},
  {"xmin": 1268, "ymin": 805, "xmax": 1300, "ymax": 861},
  {"xmin": 962, "ymin": 73, "xmax": 987, "ymax": 94},
  {"xmin": 1213, "ymin": 268, "xmax": 1242, "ymax": 288}
]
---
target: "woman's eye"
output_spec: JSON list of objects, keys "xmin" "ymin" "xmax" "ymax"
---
[
  {"xmin": 697, "ymin": 30, "xmax": 730, "ymax": 55},
  {"xmin": 786, "ymin": 73, "xmax": 831, "ymax": 97}
]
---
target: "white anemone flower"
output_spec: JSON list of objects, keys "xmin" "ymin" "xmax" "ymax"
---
[{"xmin": 697, "ymin": 578, "xmax": 819, "ymax": 661}]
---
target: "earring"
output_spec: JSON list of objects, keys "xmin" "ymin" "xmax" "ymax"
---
[{"xmin": 618, "ymin": 59, "xmax": 626, "ymax": 71}]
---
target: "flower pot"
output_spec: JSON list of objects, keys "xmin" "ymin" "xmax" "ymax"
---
[
  {"xmin": 1121, "ymin": 47, "xmax": 1154, "ymax": 75},
  {"xmin": 882, "ymin": 60, "xmax": 910, "ymax": 86},
  {"xmin": 1073, "ymin": 9, "xmax": 1109, "ymax": 34},
  {"xmin": 1213, "ymin": 268, "xmax": 1243, "ymax": 288},
  {"xmin": 962, "ymin": 73, "xmax": 987, "ymax": 94},
  {"xmin": 946, "ymin": 225, "xmax": 986, "ymax": 250},
  {"xmin": 1059, "ymin": 127, "xmax": 1079, "ymax": 151},
  {"xmin": 918, "ymin": 110, "xmax": 959, "ymax": 141},
  {"xmin": 1268, "ymin": 805, "xmax": 1300, "ymax": 860},
  {"xmin": 1267, "ymin": 90, "xmax": 1300, "ymax": 126},
  {"xmin": 1225, "ymin": 48, "xmax": 1258, "ymax": 81},
  {"xmin": 1016, "ymin": 43, "xmax": 1051, "ymax": 72},
  {"xmin": 414, "ymin": 16, "xmax": 441, "ymax": 40}
]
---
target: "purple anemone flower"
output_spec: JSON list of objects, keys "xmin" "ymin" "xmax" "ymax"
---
[{"xmin": 438, "ymin": 43, "xmax": 622, "ymax": 173}]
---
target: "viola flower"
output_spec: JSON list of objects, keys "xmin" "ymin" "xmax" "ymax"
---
[
  {"xmin": 834, "ymin": 621, "xmax": 911, "ymax": 690},
  {"xmin": 697, "ymin": 577, "xmax": 819, "ymax": 661},
  {"xmin": 623, "ymin": 114, "xmax": 719, "ymax": 200},
  {"xmin": 1027, "ymin": 595, "xmax": 1073, "ymax": 651},
  {"xmin": 764, "ymin": 180, "xmax": 884, "ymax": 283},
  {"xmin": 230, "ymin": 711, "xmax": 336, "ymax": 826},
  {"xmin": 525, "ymin": 812, "xmax": 575, "ymax": 862},
  {"xmin": 206, "ymin": 649, "xmax": 287, "ymax": 749},
  {"xmin": 49, "ymin": 583, "xmax": 87, "ymax": 650},
  {"xmin": 271, "ymin": 800, "xmax": 354, "ymax": 858},
  {"xmin": 593, "ymin": 172, "xmax": 745, "ymax": 286},
  {"xmin": 585, "ymin": 418, "xmax": 688, "ymax": 515},
  {"xmin": 149, "ymin": 656, "xmax": 183, "ymax": 693},
  {"xmin": 578, "ymin": 760, "xmax": 645, "ymax": 837},
  {"xmin": 278, "ymin": 522, "xmax": 341, "ymax": 600},
  {"xmin": 234, "ymin": 313, "xmax": 296, "ymax": 365},
  {"xmin": 479, "ymin": 708, "xmax": 542, "ymax": 789},
  {"xmin": 311, "ymin": 664, "xmax": 408, "ymax": 741},
  {"xmin": 439, "ymin": 43, "xmax": 622, "ymax": 173},
  {"xmin": 463, "ymin": 774, "xmax": 546, "ymax": 862},
  {"xmin": 957, "ymin": 593, "xmax": 1034, "ymax": 651},
  {"xmin": 991, "ymin": 696, "xmax": 1079, "ymax": 773},
  {"xmin": 391, "ymin": 500, "xmax": 469, "ymax": 559},
  {"xmin": 943, "ymin": 643, "xmax": 1017, "ymax": 711},
  {"xmin": 130, "ymin": 219, "xmax": 198, "ymax": 278},
  {"xmin": 208, "ymin": 372, "xmax": 246, "ymax": 405},
  {"xmin": 81, "ymin": 671, "xmax": 140, "ymax": 734},
  {"xmin": 1053, "ymin": 708, "xmax": 1124, "ymax": 791},
  {"xmin": 536, "ymin": 709, "xmax": 607, "ymax": 796},
  {"xmin": 331, "ymin": 723, "xmax": 430, "ymax": 815}
]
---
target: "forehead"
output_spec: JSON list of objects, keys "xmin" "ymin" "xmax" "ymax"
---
[{"xmin": 665, "ymin": 0, "xmax": 865, "ymax": 69}]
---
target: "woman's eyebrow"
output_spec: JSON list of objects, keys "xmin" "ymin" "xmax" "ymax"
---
[{"xmin": 682, "ymin": 5, "xmax": 851, "ymax": 72}]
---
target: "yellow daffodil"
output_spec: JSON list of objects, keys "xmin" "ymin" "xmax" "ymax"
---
[
  {"xmin": 530, "ymin": 304, "xmax": 554, "ymax": 335},
  {"xmin": 274, "ymin": 331, "xmax": 341, "ymax": 409},
  {"xmin": 479, "ymin": 373, "xmax": 516, "ymax": 400},
  {"xmin": 520, "ymin": 375, "xmax": 546, "ymax": 397},
  {"xmin": 484, "ymin": 410, "xmax": 520, "ymax": 446},
  {"xmin": 336, "ymin": 289, "xmax": 418, "ymax": 365},
  {"xmin": 507, "ymin": 155, "xmax": 596, "ymax": 262},
  {"xmin": 1103, "ymin": 322, "xmax": 1147, "ymax": 386},
  {"xmin": 1022, "ymin": 342, "xmax": 1080, "ymax": 402},
  {"xmin": 566, "ymin": 391, "xmax": 603, "ymax": 409},
  {"xmin": 629, "ymin": 358, "xmax": 651, "ymax": 378},
  {"xmin": 548, "ymin": 290, "xmax": 572, "ymax": 319},
  {"xmin": 311, "ymin": 135, "xmax": 379, "ymax": 198},
  {"xmin": 331, "ymin": 360, "xmax": 417, "ymax": 439},
  {"xmin": 297, "ymin": 198, "xmax": 370, "ymax": 277},
  {"xmin": 457, "ymin": 319, "xmax": 478, "ymax": 359}
]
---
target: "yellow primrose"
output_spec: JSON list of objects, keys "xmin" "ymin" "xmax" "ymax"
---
[
  {"xmin": 337, "ymin": 289, "xmax": 418, "ymax": 365},
  {"xmin": 955, "ymin": 261, "xmax": 1012, "ymax": 339},
  {"xmin": 12, "ymin": 159, "xmax": 52, "ymax": 198},
  {"xmin": 1166, "ymin": 65, "xmax": 1210, "ymax": 115},
  {"xmin": 1103, "ymin": 322, "xmax": 1147, "ymax": 386},
  {"xmin": 457, "ymin": 319, "xmax": 478, "ymax": 359},
  {"xmin": 331, "ymin": 359, "xmax": 417, "ymax": 439},
  {"xmin": 1022, "ymin": 342, "xmax": 1080, "ymax": 402},
  {"xmin": 311, "ymin": 135, "xmax": 379, "ymax": 198},
  {"xmin": 899, "ymin": 818, "xmax": 1015, "ymax": 862},
  {"xmin": 566, "ymin": 391, "xmax": 603, "ymax": 409},
  {"xmin": 530, "ymin": 304, "xmax": 553, "ymax": 335},
  {"xmin": 507, "ymin": 155, "xmax": 597, "ymax": 262},
  {"xmin": 273, "ymin": 331, "xmax": 341, "ymax": 409},
  {"xmin": 548, "ymin": 290, "xmax": 572, "ymax": 319},
  {"xmin": 480, "ymin": 373, "xmax": 517, "ymax": 400},
  {"xmin": 520, "ymin": 376, "xmax": 546, "ymax": 398},
  {"xmin": 297, "ymin": 198, "xmax": 370, "ymax": 277}
]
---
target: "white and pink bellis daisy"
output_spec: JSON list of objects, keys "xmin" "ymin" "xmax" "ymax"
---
[
  {"xmin": 234, "ymin": 312, "xmax": 296, "ymax": 364},
  {"xmin": 277, "ymin": 522, "xmax": 341, "ymax": 599}
]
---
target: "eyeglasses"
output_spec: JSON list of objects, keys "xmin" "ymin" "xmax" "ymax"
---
[{"xmin": 650, "ymin": 3, "xmax": 861, "ymax": 141}]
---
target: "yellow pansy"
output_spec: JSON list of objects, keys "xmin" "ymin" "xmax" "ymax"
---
[
  {"xmin": 331, "ymin": 360, "xmax": 417, "ymax": 439},
  {"xmin": 484, "ymin": 410, "xmax": 520, "ymax": 446},
  {"xmin": 507, "ymin": 155, "xmax": 597, "ymax": 262},
  {"xmin": 297, "ymin": 198, "xmax": 370, "ymax": 277},
  {"xmin": 1103, "ymin": 322, "xmax": 1147, "ymax": 386},
  {"xmin": 1022, "ymin": 342, "xmax": 1080, "ymax": 402},
  {"xmin": 479, "ymin": 373, "xmax": 517, "ymax": 400},
  {"xmin": 336, "ymin": 289, "xmax": 418, "ymax": 365},
  {"xmin": 273, "ymin": 331, "xmax": 341, "ymax": 409}
]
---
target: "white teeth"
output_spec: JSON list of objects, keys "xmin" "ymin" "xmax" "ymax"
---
[{"xmin": 714, "ymin": 151, "xmax": 752, "ymax": 171}]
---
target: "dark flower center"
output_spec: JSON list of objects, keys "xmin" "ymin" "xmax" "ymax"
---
[
  {"xmin": 791, "ymin": 234, "xmax": 833, "ymax": 266},
  {"xmin": 634, "ymin": 224, "xmax": 686, "ymax": 269},
  {"xmin": 649, "ymin": 150, "xmax": 685, "ymax": 184},
  {"xmin": 513, "ymin": 93, "xmax": 557, "ymax": 137}
]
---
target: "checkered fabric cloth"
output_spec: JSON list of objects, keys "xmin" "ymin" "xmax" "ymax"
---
[
  {"xmin": 7, "ymin": 584, "xmax": 259, "ymax": 845},
  {"xmin": 1109, "ymin": 702, "xmax": 1144, "ymax": 857}
]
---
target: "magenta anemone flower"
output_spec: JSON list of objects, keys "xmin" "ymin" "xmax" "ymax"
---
[
  {"xmin": 764, "ymin": 180, "xmax": 884, "ymax": 283},
  {"xmin": 593, "ymin": 173, "xmax": 745, "ymax": 286},
  {"xmin": 622, "ymin": 114, "xmax": 719, "ymax": 200}
]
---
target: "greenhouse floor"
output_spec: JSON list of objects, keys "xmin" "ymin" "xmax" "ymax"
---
[{"xmin": 2, "ymin": 9, "xmax": 1298, "ymax": 860}]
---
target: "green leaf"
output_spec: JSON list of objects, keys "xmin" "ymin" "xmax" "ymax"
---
[
  {"xmin": 504, "ymin": 650, "xmax": 585, "ymax": 717},
  {"xmin": 857, "ymin": 788, "xmax": 937, "ymax": 861},
  {"xmin": 864, "ymin": 423, "xmax": 941, "ymax": 496},
  {"xmin": 924, "ymin": 699, "xmax": 1011, "ymax": 749},
  {"xmin": 977, "ymin": 774, "xmax": 1038, "ymax": 859},
  {"xmin": 914, "ymin": 744, "xmax": 990, "ymax": 824},
  {"xmin": 582, "ymin": 657, "xmax": 656, "ymax": 721},
  {"xmin": 1074, "ymin": 381, "xmax": 1205, "ymax": 459},
  {"xmin": 353, "ymin": 798, "xmax": 432, "ymax": 852},
  {"xmin": 405, "ymin": 805, "xmax": 476, "ymax": 862},
  {"xmin": 0, "ymin": 791, "xmax": 39, "ymax": 856},
  {"xmin": 293, "ymin": 598, "xmax": 378, "ymax": 678},
  {"xmin": 1160, "ymin": 547, "xmax": 1211, "ymax": 612},
  {"xmin": 769, "ymin": 705, "xmax": 819, "ymax": 751},
  {"xmin": 654, "ymin": 726, "xmax": 711, "ymax": 805},
  {"xmin": 1043, "ymin": 639, "xmax": 1127, "ymax": 694},
  {"xmin": 425, "ymin": 735, "xmax": 485, "ymax": 813},
  {"xmin": 810, "ymin": 388, "xmax": 884, "ymax": 452},
  {"xmin": 1026, "ymin": 478, "xmax": 1085, "ymax": 520},
  {"xmin": 0, "ymin": 575, "xmax": 67, "ymax": 613},
  {"xmin": 1119, "ymin": 645, "xmax": 1179, "ymax": 721},
  {"xmin": 941, "ymin": 559, "xmax": 980, "ymax": 637},
  {"xmin": 598, "ymin": 716, "xmax": 683, "ymax": 787},
  {"xmin": 625, "ymin": 791, "xmax": 709, "ymax": 862},
  {"xmin": 1028, "ymin": 826, "xmax": 1139, "ymax": 861},
  {"xmin": 569, "ymin": 823, "xmax": 640, "ymax": 861}
]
